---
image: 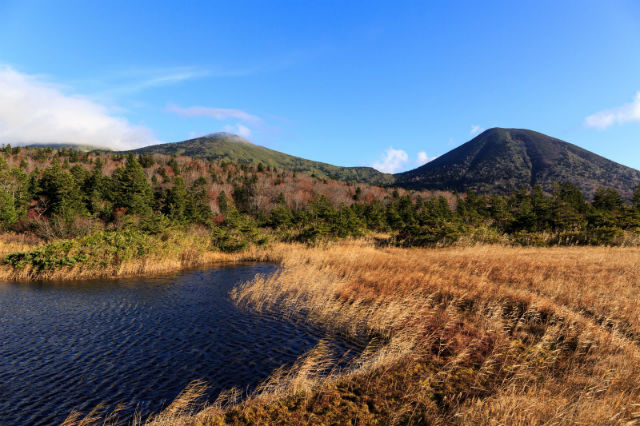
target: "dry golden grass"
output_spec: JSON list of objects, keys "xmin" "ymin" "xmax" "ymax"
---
[
  {"xmin": 59, "ymin": 240, "xmax": 640, "ymax": 425},
  {"xmin": 0, "ymin": 249, "xmax": 246, "ymax": 282},
  {"xmin": 0, "ymin": 230, "xmax": 272, "ymax": 282},
  {"xmin": 226, "ymin": 241, "xmax": 640, "ymax": 425},
  {"xmin": 0, "ymin": 232, "xmax": 42, "ymax": 256}
]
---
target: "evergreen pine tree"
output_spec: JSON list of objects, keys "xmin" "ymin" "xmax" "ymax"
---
[
  {"xmin": 186, "ymin": 177, "xmax": 212, "ymax": 224},
  {"xmin": 112, "ymin": 154, "xmax": 154, "ymax": 216},
  {"xmin": 218, "ymin": 191, "xmax": 229, "ymax": 214},
  {"xmin": 163, "ymin": 176, "xmax": 188, "ymax": 221},
  {"xmin": 39, "ymin": 157, "xmax": 86, "ymax": 217}
]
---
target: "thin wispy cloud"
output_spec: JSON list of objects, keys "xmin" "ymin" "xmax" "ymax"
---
[
  {"xmin": 166, "ymin": 103, "xmax": 262, "ymax": 124},
  {"xmin": 88, "ymin": 66, "xmax": 213, "ymax": 99},
  {"xmin": 0, "ymin": 65, "xmax": 156, "ymax": 150},
  {"xmin": 470, "ymin": 124, "xmax": 484, "ymax": 136},
  {"xmin": 584, "ymin": 92, "xmax": 640, "ymax": 129},
  {"xmin": 119, "ymin": 68, "xmax": 208, "ymax": 91}
]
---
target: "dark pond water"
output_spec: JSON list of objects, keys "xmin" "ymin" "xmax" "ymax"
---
[{"xmin": 0, "ymin": 264, "xmax": 357, "ymax": 426}]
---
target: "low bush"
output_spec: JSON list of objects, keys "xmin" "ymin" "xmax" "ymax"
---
[
  {"xmin": 4, "ymin": 229, "xmax": 160, "ymax": 271},
  {"xmin": 211, "ymin": 212, "xmax": 269, "ymax": 252}
]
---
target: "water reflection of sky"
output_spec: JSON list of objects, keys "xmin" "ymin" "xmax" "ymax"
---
[{"xmin": 0, "ymin": 264, "xmax": 357, "ymax": 426}]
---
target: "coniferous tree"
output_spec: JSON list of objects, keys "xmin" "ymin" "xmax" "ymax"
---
[
  {"xmin": 269, "ymin": 194, "xmax": 294, "ymax": 228},
  {"xmin": 39, "ymin": 157, "xmax": 86, "ymax": 218},
  {"xmin": 218, "ymin": 191, "xmax": 229, "ymax": 214},
  {"xmin": 83, "ymin": 162, "xmax": 106, "ymax": 215},
  {"xmin": 593, "ymin": 187, "xmax": 624, "ymax": 212},
  {"xmin": 168, "ymin": 157, "xmax": 180, "ymax": 175},
  {"xmin": 27, "ymin": 169, "xmax": 41, "ymax": 199},
  {"xmin": 488, "ymin": 194, "xmax": 512, "ymax": 230},
  {"xmin": 0, "ymin": 157, "xmax": 25, "ymax": 230},
  {"xmin": 163, "ymin": 176, "xmax": 188, "ymax": 221},
  {"xmin": 531, "ymin": 185, "xmax": 553, "ymax": 231},
  {"xmin": 138, "ymin": 154, "xmax": 155, "ymax": 168},
  {"xmin": 112, "ymin": 154, "xmax": 154, "ymax": 216},
  {"xmin": 554, "ymin": 182, "xmax": 587, "ymax": 213},
  {"xmin": 186, "ymin": 177, "xmax": 212, "ymax": 225},
  {"xmin": 0, "ymin": 190, "xmax": 18, "ymax": 230},
  {"xmin": 232, "ymin": 184, "xmax": 251, "ymax": 213},
  {"xmin": 353, "ymin": 186, "xmax": 362, "ymax": 201},
  {"xmin": 633, "ymin": 185, "xmax": 640, "ymax": 210}
]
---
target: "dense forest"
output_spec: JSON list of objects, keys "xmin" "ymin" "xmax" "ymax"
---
[{"xmin": 1, "ymin": 145, "xmax": 640, "ymax": 257}]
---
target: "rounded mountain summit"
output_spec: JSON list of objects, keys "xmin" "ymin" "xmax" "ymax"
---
[
  {"xmin": 132, "ymin": 129, "xmax": 640, "ymax": 199},
  {"xmin": 394, "ymin": 128, "xmax": 640, "ymax": 199}
]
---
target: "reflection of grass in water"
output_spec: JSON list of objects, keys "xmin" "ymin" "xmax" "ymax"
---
[{"xmin": 62, "ymin": 240, "xmax": 640, "ymax": 425}]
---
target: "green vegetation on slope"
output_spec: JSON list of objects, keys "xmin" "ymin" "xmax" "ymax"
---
[
  {"xmin": 130, "ymin": 129, "xmax": 640, "ymax": 198},
  {"xmin": 395, "ymin": 127, "xmax": 640, "ymax": 199},
  {"xmin": 130, "ymin": 132, "xmax": 395, "ymax": 186}
]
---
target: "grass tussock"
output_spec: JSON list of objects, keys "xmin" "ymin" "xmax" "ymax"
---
[{"xmin": 59, "ymin": 241, "xmax": 640, "ymax": 425}]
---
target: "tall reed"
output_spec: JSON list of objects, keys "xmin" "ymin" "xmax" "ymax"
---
[{"xmin": 58, "ymin": 240, "xmax": 640, "ymax": 425}]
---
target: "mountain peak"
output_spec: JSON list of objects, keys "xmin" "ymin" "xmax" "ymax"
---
[
  {"xmin": 129, "ymin": 133, "xmax": 394, "ymax": 186},
  {"xmin": 395, "ymin": 128, "xmax": 640, "ymax": 199},
  {"xmin": 190, "ymin": 132, "xmax": 253, "ymax": 144},
  {"xmin": 130, "ymin": 127, "xmax": 640, "ymax": 198}
]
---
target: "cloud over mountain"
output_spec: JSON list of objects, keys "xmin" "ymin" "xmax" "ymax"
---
[
  {"xmin": 0, "ymin": 66, "xmax": 157, "ymax": 150},
  {"xmin": 584, "ymin": 92, "xmax": 640, "ymax": 129}
]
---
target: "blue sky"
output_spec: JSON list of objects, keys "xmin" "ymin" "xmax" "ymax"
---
[{"xmin": 1, "ymin": 1, "xmax": 640, "ymax": 172}]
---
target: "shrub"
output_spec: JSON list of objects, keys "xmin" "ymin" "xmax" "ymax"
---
[
  {"xmin": 4, "ymin": 229, "xmax": 160, "ymax": 271},
  {"xmin": 210, "ymin": 212, "xmax": 268, "ymax": 252},
  {"xmin": 397, "ymin": 221, "xmax": 463, "ymax": 247}
]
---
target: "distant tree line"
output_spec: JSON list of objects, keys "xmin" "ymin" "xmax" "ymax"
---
[{"xmin": 1, "ymin": 146, "xmax": 640, "ymax": 248}]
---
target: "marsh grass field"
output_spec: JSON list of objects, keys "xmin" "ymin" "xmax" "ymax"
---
[{"xmin": 40, "ymin": 238, "xmax": 640, "ymax": 426}]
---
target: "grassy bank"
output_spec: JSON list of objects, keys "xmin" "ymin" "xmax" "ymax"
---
[
  {"xmin": 60, "ymin": 240, "xmax": 640, "ymax": 425},
  {"xmin": 0, "ymin": 227, "xmax": 263, "ymax": 281}
]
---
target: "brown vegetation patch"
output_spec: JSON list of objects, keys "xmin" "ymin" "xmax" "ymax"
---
[{"xmin": 61, "ymin": 242, "xmax": 640, "ymax": 425}]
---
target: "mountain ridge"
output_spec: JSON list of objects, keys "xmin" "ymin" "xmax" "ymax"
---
[
  {"xmin": 394, "ymin": 128, "xmax": 640, "ymax": 199},
  {"xmin": 129, "ymin": 128, "xmax": 640, "ymax": 198},
  {"xmin": 130, "ymin": 132, "xmax": 395, "ymax": 186}
]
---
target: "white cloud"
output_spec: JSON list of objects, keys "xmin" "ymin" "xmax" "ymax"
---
[
  {"xmin": 416, "ymin": 151, "xmax": 437, "ymax": 165},
  {"xmin": 169, "ymin": 103, "xmax": 263, "ymax": 140},
  {"xmin": 584, "ymin": 92, "xmax": 640, "ymax": 129},
  {"xmin": 166, "ymin": 104, "xmax": 262, "ymax": 124},
  {"xmin": 236, "ymin": 124, "xmax": 252, "ymax": 138},
  {"xmin": 188, "ymin": 131, "xmax": 208, "ymax": 139},
  {"xmin": 224, "ymin": 123, "xmax": 252, "ymax": 138},
  {"xmin": 373, "ymin": 147, "xmax": 409, "ymax": 173},
  {"xmin": 0, "ymin": 66, "xmax": 156, "ymax": 150},
  {"xmin": 470, "ymin": 125, "xmax": 484, "ymax": 136}
]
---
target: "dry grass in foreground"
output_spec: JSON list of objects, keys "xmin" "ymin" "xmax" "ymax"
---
[{"xmin": 63, "ymin": 241, "xmax": 640, "ymax": 425}]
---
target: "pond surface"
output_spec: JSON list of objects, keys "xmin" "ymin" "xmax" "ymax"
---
[{"xmin": 0, "ymin": 264, "xmax": 356, "ymax": 426}]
